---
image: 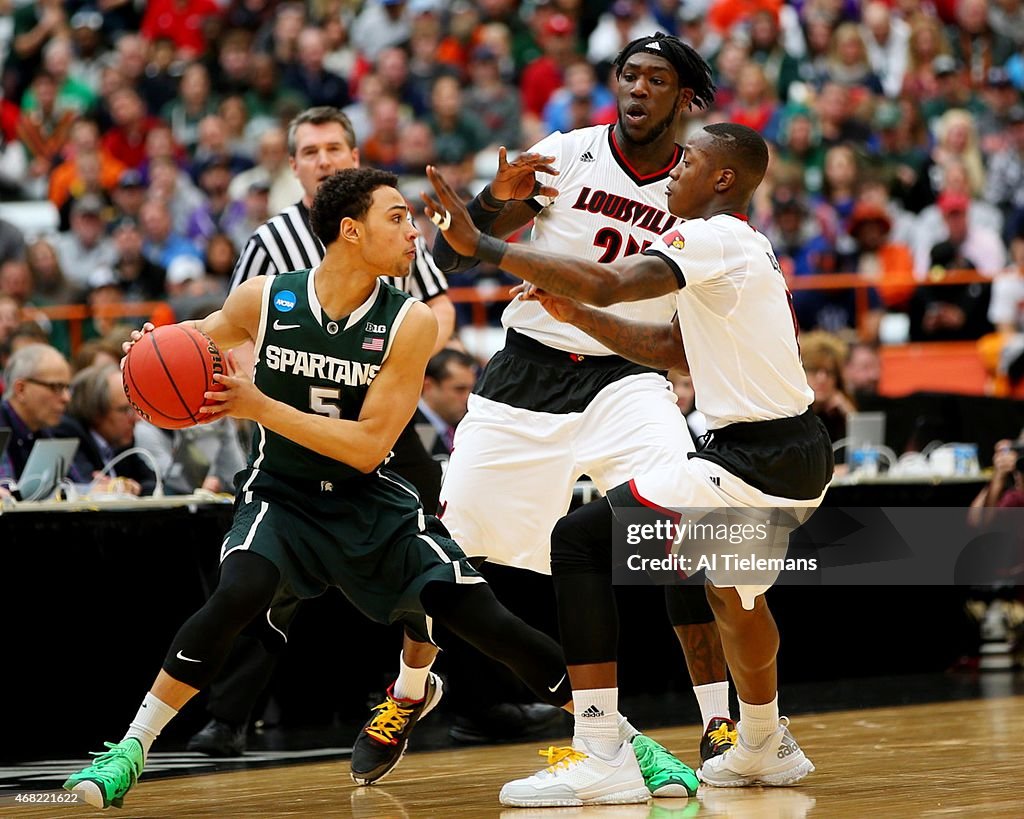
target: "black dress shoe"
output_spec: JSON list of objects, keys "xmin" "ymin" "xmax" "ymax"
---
[
  {"xmin": 449, "ymin": 702, "xmax": 567, "ymax": 744},
  {"xmin": 186, "ymin": 718, "xmax": 247, "ymax": 756}
]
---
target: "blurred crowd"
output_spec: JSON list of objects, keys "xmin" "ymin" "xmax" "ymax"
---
[{"xmin": 1, "ymin": 0, "xmax": 1024, "ymax": 392}]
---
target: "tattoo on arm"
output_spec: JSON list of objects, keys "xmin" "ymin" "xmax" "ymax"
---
[{"xmin": 571, "ymin": 309, "xmax": 687, "ymax": 371}]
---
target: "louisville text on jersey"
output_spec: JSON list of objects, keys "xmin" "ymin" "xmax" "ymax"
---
[{"xmin": 263, "ymin": 344, "xmax": 381, "ymax": 386}]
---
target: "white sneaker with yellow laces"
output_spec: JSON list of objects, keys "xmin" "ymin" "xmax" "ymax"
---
[{"xmin": 499, "ymin": 738, "xmax": 651, "ymax": 808}]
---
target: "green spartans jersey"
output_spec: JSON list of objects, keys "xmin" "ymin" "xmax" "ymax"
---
[{"xmin": 242, "ymin": 267, "xmax": 417, "ymax": 488}]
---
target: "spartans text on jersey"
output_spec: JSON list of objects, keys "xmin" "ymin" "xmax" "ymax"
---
[{"xmin": 263, "ymin": 344, "xmax": 381, "ymax": 386}]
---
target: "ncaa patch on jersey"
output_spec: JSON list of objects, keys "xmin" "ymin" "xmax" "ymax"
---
[{"xmin": 274, "ymin": 290, "xmax": 297, "ymax": 312}]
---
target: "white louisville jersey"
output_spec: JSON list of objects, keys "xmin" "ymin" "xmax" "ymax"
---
[
  {"xmin": 501, "ymin": 124, "xmax": 682, "ymax": 355},
  {"xmin": 644, "ymin": 213, "xmax": 814, "ymax": 429}
]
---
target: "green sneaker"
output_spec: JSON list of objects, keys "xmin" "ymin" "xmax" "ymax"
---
[
  {"xmin": 63, "ymin": 738, "xmax": 144, "ymax": 809},
  {"xmin": 631, "ymin": 734, "xmax": 699, "ymax": 798}
]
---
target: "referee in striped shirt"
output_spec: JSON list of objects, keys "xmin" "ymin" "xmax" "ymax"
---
[{"xmin": 187, "ymin": 107, "xmax": 456, "ymax": 757}]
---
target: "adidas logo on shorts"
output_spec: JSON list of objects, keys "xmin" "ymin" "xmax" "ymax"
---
[
  {"xmin": 580, "ymin": 705, "xmax": 605, "ymax": 718},
  {"xmin": 581, "ymin": 151, "xmax": 595, "ymax": 162}
]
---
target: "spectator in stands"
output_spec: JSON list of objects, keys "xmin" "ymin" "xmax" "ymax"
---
[
  {"xmin": 848, "ymin": 199, "xmax": 917, "ymax": 336},
  {"xmin": 110, "ymin": 218, "xmax": 167, "ymax": 301},
  {"xmin": 58, "ymin": 150, "xmax": 116, "ymax": 231},
  {"xmin": 203, "ymin": 233, "xmax": 238, "ymax": 288},
  {"xmin": 990, "ymin": 0, "xmax": 1024, "ymax": 46},
  {"xmin": 465, "ymin": 45, "xmax": 522, "ymax": 152},
  {"xmin": 801, "ymin": 331, "xmax": 855, "ymax": 443},
  {"xmin": 417, "ymin": 348, "xmax": 478, "ymax": 459},
  {"xmin": 244, "ymin": 53, "xmax": 307, "ymax": 131},
  {"xmin": 51, "ymin": 195, "xmax": 118, "ymax": 289},
  {"xmin": 162, "ymin": 63, "xmax": 218, "ymax": 156},
  {"xmin": 774, "ymin": 106, "xmax": 826, "ymax": 194},
  {"xmin": 16, "ymin": 71, "xmax": 76, "ymax": 199},
  {"xmin": 376, "ymin": 46, "xmax": 429, "ymax": 117},
  {"xmin": 902, "ymin": 15, "xmax": 954, "ymax": 102},
  {"xmin": 0, "ymin": 344, "xmax": 72, "ymax": 488},
  {"xmin": 25, "ymin": 239, "xmax": 75, "ymax": 305},
  {"xmin": 0, "ymin": 296, "xmax": 21, "ymax": 359},
  {"xmin": 283, "ymin": 27, "xmax": 350, "ymax": 110},
  {"xmin": 813, "ymin": 82, "xmax": 872, "ymax": 149},
  {"xmin": 21, "ymin": 36, "xmax": 96, "ymax": 116},
  {"xmin": 148, "ymin": 156, "xmax": 205, "ymax": 236},
  {"xmin": 56, "ymin": 362, "xmax": 155, "ymax": 495},
  {"xmin": 70, "ymin": 337, "xmax": 121, "ymax": 374},
  {"xmin": 910, "ymin": 192, "xmax": 1000, "ymax": 341},
  {"xmin": 543, "ymin": 59, "xmax": 616, "ymax": 135},
  {"xmin": 921, "ymin": 56, "xmax": 985, "ymax": 126},
  {"xmin": 227, "ymin": 180, "xmax": 271, "ymax": 251},
  {"xmin": 49, "ymin": 118, "xmax": 125, "ymax": 213},
  {"xmin": 110, "ymin": 169, "xmax": 147, "ymax": 224},
  {"xmin": 821, "ymin": 22, "xmax": 884, "ymax": 97},
  {"xmin": 520, "ymin": 13, "xmax": 577, "ymax": 138},
  {"xmin": 587, "ymin": 1, "xmax": 660, "ymax": 73},
  {"xmin": 675, "ymin": 5, "xmax": 722, "ymax": 63},
  {"xmin": 987, "ymin": 234, "xmax": 1024, "ymax": 388},
  {"xmin": 351, "ymin": 0, "xmax": 414, "ymax": 62},
  {"xmin": 860, "ymin": 0, "xmax": 910, "ymax": 97},
  {"xmin": 7, "ymin": 0, "xmax": 67, "ymax": 100},
  {"xmin": 102, "ymin": 87, "xmax": 161, "ymax": 169},
  {"xmin": 136, "ymin": 37, "xmax": 180, "ymax": 117},
  {"xmin": 930, "ymin": 108, "xmax": 987, "ymax": 198},
  {"xmin": 916, "ymin": 190, "xmax": 1008, "ymax": 276},
  {"xmin": 427, "ymin": 74, "xmax": 490, "ymax": 166},
  {"xmin": 746, "ymin": 9, "xmax": 802, "ymax": 103},
  {"xmin": 843, "ymin": 340, "xmax": 883, "ymax": 403},
  {"xmin": 190, "ymin": 115, "xmax": 253, "ymax": 179},
  {"xmin": 186, "ymin": 157, "xmax": 247, "ymax": 250},
  {"xmin": 914, "ymin": 160, "xmax": 1004, "ymax": 261},
  {"xmin": 969, "ymin": 434, "xmax": 1024, "ymax": 526},
  {"xmin": 140, "ymin": 0, "xmax": 221, "ymax": 60},
  {"xmin": 139, "ymin": 196, "xmax": 202, "ymax": 271},
  {"xmin": 213, "ymin": 29, "xmax": 254, "ymax": 97},
  {"xmin": 228, "ymin": 127, "xmax": 302, "ymax": 217},
  {"xmin": 816, "ymin": 143, "xmax": 863, "ymax": 267},
  {"xmin": 984, "ymin": 106, "xmax": 1024, "ymax": 242},
  {"xmin": 977, "ymin": 67, "xmax": 1023, "ymax": 155},
  {"xmin": 947, "ymin": 0, "xmax": 1016, "ymax": 91},
  {"xmin": 361, "ymin": 95, "xmax": 406, "ymax": 173},
  {"xmin": 726, "ymin": 62, "xmax": 780, "ymax": 139}
]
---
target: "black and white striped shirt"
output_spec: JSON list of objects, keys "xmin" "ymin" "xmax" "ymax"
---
[{"xmin": 227, "ymin": 201, "xmax": 448, "ymax": 299}]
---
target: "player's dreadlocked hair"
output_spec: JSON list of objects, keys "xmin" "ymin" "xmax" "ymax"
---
[{"xmin": 613, "ymin": 32, "xmax": 716, "ymax": 111}]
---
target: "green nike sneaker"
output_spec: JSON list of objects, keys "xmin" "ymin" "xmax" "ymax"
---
[
  {"xmin": 631, "ymin": 734, "xmax": 699, "ymax": 798},
  {"xmin": 63, "ymin": 738, "xmax": 144, "ymax": 809}
]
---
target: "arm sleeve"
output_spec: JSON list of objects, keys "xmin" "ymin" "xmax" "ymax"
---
[{"xmin": 641, "ymin": 220, "xmax": 724, "ymax": 291}]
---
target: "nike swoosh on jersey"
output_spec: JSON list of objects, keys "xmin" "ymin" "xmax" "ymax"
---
[
  {"xmin": 176, "ymin": 650, "xmax": 201, "ymax": 663},
  {"xmin": 273, "ymin": 320, "xmax": 301, "ymax": 330}
]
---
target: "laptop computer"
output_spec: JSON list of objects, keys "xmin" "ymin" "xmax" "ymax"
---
[
  {"xmin": 847, "ymin": 411, "xmax": 886, "ymax": 453},
  {"xmin": 16, "ymin": 438, "xmax": 79, "ymax": 501}
]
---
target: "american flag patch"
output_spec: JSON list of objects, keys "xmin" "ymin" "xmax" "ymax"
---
[{"xmin": 362, "ymin": 337, "xmax": 384, "ymax": 351}]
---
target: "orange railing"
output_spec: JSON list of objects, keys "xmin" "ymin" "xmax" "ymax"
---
[{"xmin": 29, "ymin": 268, "xmax": 995, "ymax": 354}]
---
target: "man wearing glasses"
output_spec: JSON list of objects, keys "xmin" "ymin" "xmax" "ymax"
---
[{"xmin": 0, "ymin": 344, "xmax": 73, "ymax": 496}]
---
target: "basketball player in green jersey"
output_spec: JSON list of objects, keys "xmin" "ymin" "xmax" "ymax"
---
[{"xmin": 63, "ymin": 169, "xmax": 574, "ymax": 810}]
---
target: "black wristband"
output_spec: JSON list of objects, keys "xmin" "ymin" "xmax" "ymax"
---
[
  {"xmin": 479, "ymin": 184, "xmax": 506, "ymax": 211},
  {"xmin": 467, "ymin": 193, "xmax": 502, "ymax": 234},
  {"xmin": 476, "ymin": 234, "xmax": 507, "ymax": 266}
]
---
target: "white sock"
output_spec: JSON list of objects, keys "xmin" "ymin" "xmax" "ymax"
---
[
  {"xmin": 617, "ymin": 715, "xmax": 640, "ymax": 743},
  {"xmin": 693, "ymin": 681, "xmax": 731, "ymax": 729},
  {"xmin": 123, "ymin": 692, "xmax": 178, "ymax": 763},
  {"xmin": 573, "ymin": 687, "xmax": 621, "ymax": 758},
  {"xmin": 393, "ymin": 651, "xmax": 433, "ymax": 701},
  {"xmin": 738, "ymin": 694, "xmax": 779, "ymax": 748}
]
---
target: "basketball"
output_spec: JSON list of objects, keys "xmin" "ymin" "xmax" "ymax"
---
[{"xmin": 122, "ymin": 325, "xmax": 225, "ymax": 429}]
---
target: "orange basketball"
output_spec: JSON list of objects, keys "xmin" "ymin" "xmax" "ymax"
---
[{"xmin": 123, "ymin": 325, "xmax": 225, "ymax": 429}]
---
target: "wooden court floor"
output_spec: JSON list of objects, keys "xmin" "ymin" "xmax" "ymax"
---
[{"xmin": 11, "ymin": 696, "xmax": 1023, "ymax": 818}]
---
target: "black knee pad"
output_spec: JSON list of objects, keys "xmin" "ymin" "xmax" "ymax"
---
[
  {"xmin": 665, "ymin": 583, "xmax": 714, "ymax": 625},
  {"xmin": 550, "ymin": 498, "xmax": 614, "ymax": 577}
]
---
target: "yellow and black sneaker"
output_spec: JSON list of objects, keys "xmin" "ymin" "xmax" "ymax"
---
[
  {"xmin": 699, "ymin": 717, "xmax": 738, "ymax": 764},
  {"xmin": 350, "ymin": 673, "xmax": 443, "ymax": 785}
]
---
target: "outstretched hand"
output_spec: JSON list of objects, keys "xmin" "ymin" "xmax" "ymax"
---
[
  {"xmin": 490, "ymin": 146, "xmax": 560, "ymax": 202},
  {"xmin": 511, "ymin": 283, "xmax": 582, "ymax": 324},
  {"xmin": 200, "ymin": 349, "xmax": 267, "ymax": 422},
  {"xmin": 423, "ymin": 165, "xmax": 483, "ymax": 258}
]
